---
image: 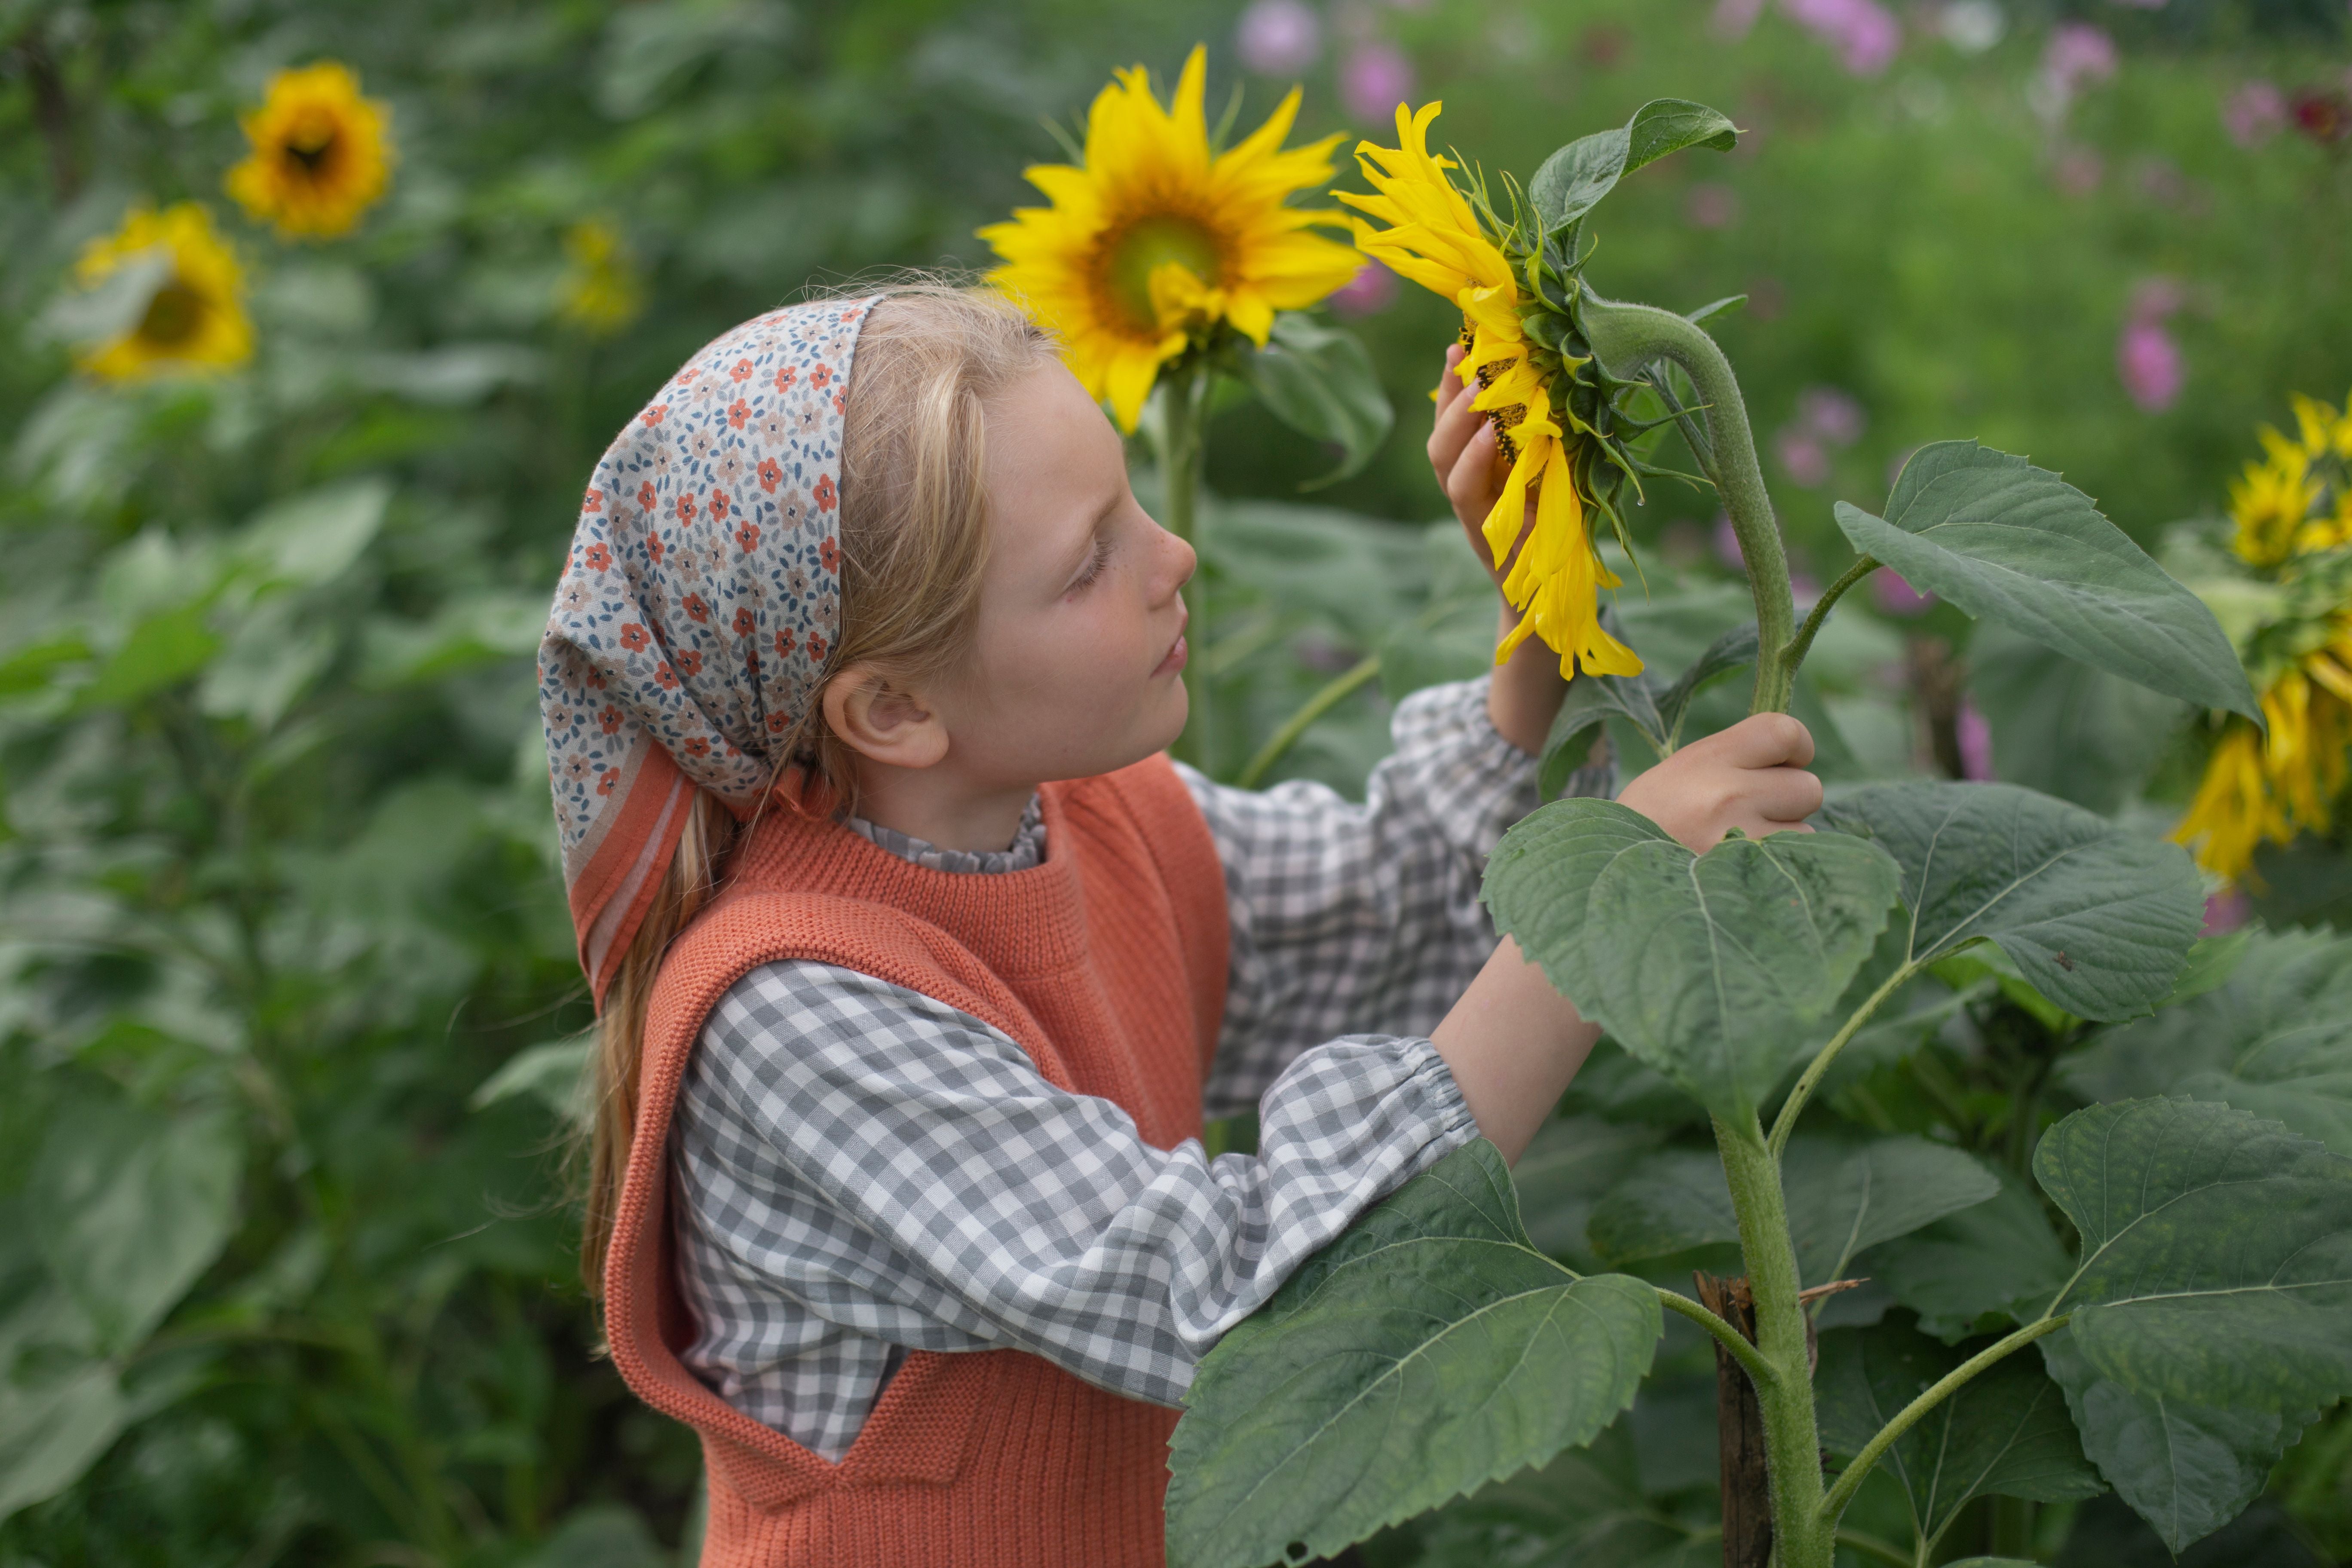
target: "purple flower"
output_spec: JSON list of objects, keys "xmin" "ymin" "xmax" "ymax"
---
[
  {"xmin": 2117, "ymin": 318, "xmax": 2184, "ymax": 412},
  {"xmin": 2224, "ymin": 80, "xmax": 2286, "ymax": 147},
  {"xmin": 1957, "ymin": 698, "xmax": 1995, "ymax": 781},
  {"xmin": 1713, "ymin": 0, "xmax": 1768, "ymax": 39},
  {"xmin": 1871, "ymin": 569, "xmax": 1934, "ymax": 617},
  {"xmin": 1329, "ymin": 260, "xmax": 1398, "ymax": 318},
  {"xmin": 1798, "ymin": 386, "xmax": 1867, "ymax": 448},
  {"xmin": 2202, "ymin": 888, "xmax": 2250, "ymax": 936},
  {"xmin": 2037, "ymin": 22, "xmax": 2117, "ymax": 120},
  {"xmin": 1714, "ymin": 513, "xmax": 1747, "ymax": 572},
  {"xmin": 1777, "ymin": 430, "xmax": 1832, "ymax": 488},
  {"xmin": 1783, "ymin": 0, "xmax": 1901, "ymax": 75},
  {"xmin": 1236, "ymin": 0, "xmax": 1321, "ymax": 77},
  {"xmin": 1686, "ymin": 183, "xmax": 1741, "ymax": 230},
  {"xmin": 1339, "ymin": 41, "xmax": 1414, "ymax": 123},
  {"xmin": 1345, "ymin": 41, "xmax": 1411, "ymax": 124}
]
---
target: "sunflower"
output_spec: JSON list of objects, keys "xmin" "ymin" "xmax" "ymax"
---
[
  {"xmin": 978, "ymin": 44, "xmax": 1363, "ymax": 432},
  {"xmin": 2175, "ymin": 389, "xmax": 2352, "ymax": 883},
  {"xmin": 557, "ymin": 220, "xmax": 644, "ymax": 336},
  {"xmin": 72, "ymin": 203, "xmax": 253, "ymax": 381},
  {"xmin": 1340, "ymin": 101, "xmax": 1642, "ymax": 681},
  {"xmin": 224, "ymin": 62, "xmax": 394, "ymax": 240}
]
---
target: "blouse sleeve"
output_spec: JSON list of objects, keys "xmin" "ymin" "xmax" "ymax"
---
[
  {"xmin": 1181, "ymin": 674, "xmax": 1608, "ymax": 1118},
  {"xmin": 672, "ymin": 959, "xmax": 1478, "ymax": 1457}
]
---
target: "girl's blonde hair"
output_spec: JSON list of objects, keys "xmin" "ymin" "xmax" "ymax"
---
[{"xmin": 579, "ymin": 281, "xmax": 1059, "ymax": 1292}]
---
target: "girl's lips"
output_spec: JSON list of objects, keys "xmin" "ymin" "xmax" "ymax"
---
[{"xmin": 1155, "ymin": 615, "xmax": 1189, "ymax": 677}]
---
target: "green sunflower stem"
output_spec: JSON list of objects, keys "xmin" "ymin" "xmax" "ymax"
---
[
  {"xmin": 1577, "ymin": 292, "xmax": 1798, "ymax": 716},
  {"xmin": 1152, "ymin": 359, "xmax": 1212, "ymax": 770},
  {"xmin": 1714, "ymin": 1112, "xmax": 1838, "ymax": 1568}
]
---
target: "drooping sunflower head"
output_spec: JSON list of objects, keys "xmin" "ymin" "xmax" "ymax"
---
[
  {"xmin": 1338, "ymin": 100, "xmax": 1647, "ymax": 682},
  {"xmin": 557, "ymin": 220, "xmax": 645, "ymax": 337},
  {"xmin": 72, "ymin": 203, "xmax": 254, "ymax": 381},
  {"xmin": 225, "ymin": 62, "xmax": 394, "ymax": 241},
  {"xmin": 978, "ymin": 44, "xmax": 1363, "ymax": 433},
  {"xmin": 2230, "ymin": 389, "xmax": 2352, "ymax": 568}
]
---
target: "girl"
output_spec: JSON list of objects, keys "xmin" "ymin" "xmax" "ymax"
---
[{"xmin": 540, "ymin": 282, "xmax": 1820, "ymax": 1567}]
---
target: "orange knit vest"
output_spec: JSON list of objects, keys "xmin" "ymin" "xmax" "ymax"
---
[{"xmin": 605, "ymin": 754, "xmax": 1229, "ymax": 1567}]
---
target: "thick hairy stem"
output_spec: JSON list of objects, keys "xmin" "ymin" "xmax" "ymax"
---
[
  {"xmin": 1769, "ymin": 961, "xmax": 1920, "ymax": 1158},
  {"xmin": 1713, "ymin": 1115, "xmax": 1834, "ymax": 1568},
  {"xmin": 1152, "ymin": 362, "xmax": 1210, "ymax": 768},
  {"xmin": 1816, "ymin": 1315, "xmax": 2073, "ymax": 1526},
  {"xmin": 1781, "ymin": 554, "xmax": 1878, "ymax": 686},
  {"xmin": 1578, "ymin": 294, "xmax": 1796, "ymax": 716}
]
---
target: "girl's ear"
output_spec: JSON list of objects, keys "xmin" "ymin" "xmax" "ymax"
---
[{"xmin": 822, "ymin": 663, "xmax": 949, "ymax": 771}]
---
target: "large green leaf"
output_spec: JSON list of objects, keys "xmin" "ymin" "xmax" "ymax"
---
[
  {"xmin": 1236, "ymin": 314, "xmax": 1394, "ymax": 489},
  {"xmin": 1528, "ymin": 99, "xmax": 1737, "ymax": 233},
  {"xmin": 1485, "ymin": 800, "xmax": 1901, "ymax": 1120},
  {"xmin": 2061, "ymin": 928, "xmax": 2352, "ymax": 1156},
  {"xmin": 1818, "ymin": 1316, "xmax": 2104, "ymax": 1546},
  {"xmin": 1967, "ymin": 622, "xmax": 2184, "ymax": 815},
  {"xmin": 1411, "ymin": 1419, "xmax": 1718, "ymax": 1568},
  {"xmin": 2037, "ymin": 1098, "xmax": 2352, "ymax": 1413},
  {"xmin": 1166, "ymin": 1141, "xmax": 1661, "ymax": 1568},
  {"xmin": 0, "ymin": 1359, "xmax": 127, "ymax": 1524},
  {"xmin": 1832, "ymin": 443, "xmax": 2258, "ymax": 720},
  {"xmin": 1817, "ymin": 781, "xmax": 2202, "ymax": 1020},
  {"xmin": 2039, "ymin": 1332, "xmax": 2306, "ymax": 1555},
  {"xmin": 1510, "ymin": 1115, "xmax": 1664, "ymax": 1268},
  {"xmin": 1589, "ymin": 1134, "xmax": 1994, "ymax": 1287},
  {"xmin": 1866, "ymin": 1166, "xmax": 2073, "ymax": 1341},
  {"xmin": 30, "ymin": 1097, "xmax": 242, "ymax": 1356}
]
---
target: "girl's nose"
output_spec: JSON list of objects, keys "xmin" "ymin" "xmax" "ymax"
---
[{"xmin": 1158, "ymin": 522, "xmax": 1197, "ymax": 599}]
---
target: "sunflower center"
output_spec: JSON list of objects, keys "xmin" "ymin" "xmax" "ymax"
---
[
  {"xmin": 137, "ymin": 282, "xmax": 206, "ymax": 347},
  {"xmin": 280, "ymin": 108, "xmax": 342, "ymax": 176},
  {"xmin": 1103, "ymin": 215, "xmax": 1223, "ymax": 332}
]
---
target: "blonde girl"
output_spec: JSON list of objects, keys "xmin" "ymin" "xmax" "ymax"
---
[{"xmin": 539, "ymin": 282, "xmax": 1819, "ymax": 1568}]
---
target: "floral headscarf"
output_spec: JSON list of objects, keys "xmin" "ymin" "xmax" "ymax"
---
[{"xmin": 539, "ymin": 298, "xmax": 877, "ymax": 1005}]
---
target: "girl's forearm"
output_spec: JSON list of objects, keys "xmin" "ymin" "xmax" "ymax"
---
[
  {"xmin": 1429, "ymin": 934, "xmax": 1600, "ymax": 1162},
  {"xmin": 1487, "ymin": 602, "xmax": 1572, "ymax": 755}
]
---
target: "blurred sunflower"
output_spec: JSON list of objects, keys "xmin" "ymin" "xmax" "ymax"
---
[
  {"xmin": 73, "ymin": 203, "xmax": 253, "ymax": 381},
  {"xmin": 2175, "ymin": 387, "xmax": 2352, "ymax": 883},
  {"xmin": 557, "ymin": 220, "xmax": 644, "ymax": 336},
  {"xmin": 1341, "ymin": 101, "xmax": 1642, "ymax": 680},
  {"xmin": 977, "ymin": 44, "xmax": 1362, "ymax": 432},
  {"xmin": 224, "ymin": 62, "xmax": 394, "ymax": 240}
]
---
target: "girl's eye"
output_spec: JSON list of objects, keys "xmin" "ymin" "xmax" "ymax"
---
[{"xmin": 1071, "ymin": 537, "xmax": 1112, "ymax": 590}]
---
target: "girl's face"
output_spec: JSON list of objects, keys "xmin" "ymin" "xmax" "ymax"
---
[{"xmin": 935, "ymin": 361, "xmax": 1196, "ymax": 785}]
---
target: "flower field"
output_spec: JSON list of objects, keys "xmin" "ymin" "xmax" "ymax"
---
[{"xmin": 2, "ymin": 2, "xmax": 2349, "ymax": 1565}]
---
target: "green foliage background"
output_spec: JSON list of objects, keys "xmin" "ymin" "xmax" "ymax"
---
[{"xmin": 0, "ymin": 0, "xmax": 2347, "ymax": 1563}]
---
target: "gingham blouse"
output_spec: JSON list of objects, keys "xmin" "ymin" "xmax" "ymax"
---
[{"xmin": 671, "ymin": 677, "xmax": 1602, "ymax": 1459}]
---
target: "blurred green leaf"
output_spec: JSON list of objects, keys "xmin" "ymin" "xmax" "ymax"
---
[
  {"xmin": 1234, "ymin": 314, "xmax": 1394, "ymax": 490},
  {"xmin": 76, "ymin": 606, "xmax": 220, "ymax": 709}
]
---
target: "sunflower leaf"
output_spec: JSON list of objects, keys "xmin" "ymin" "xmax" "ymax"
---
[
  {"xmin": 1816, "ymin": 781, "xmax": 2203, "ymax": 1022},
  {"xmin": 1529, "ymin": 99, "xmax": 1738, "ymax": 235},
  {"xmin": 1235, "ymin": 313, "xmax": 1394, "ymax": 489},
  {"xmin": 1818, "ymin": 1317, "xmax": 2104, "ymax": 1546},
  {"xmin": 1833, "ymin": 442, "xmax": 2260, "ymax": 721},
  {"xmin": 1164, "ymin": 1140, "xmax": 1661, "ymax": 1568},
  {"xmin": 1485, "ymin": 800, "xmax": 1902, "ymax": 1121}
]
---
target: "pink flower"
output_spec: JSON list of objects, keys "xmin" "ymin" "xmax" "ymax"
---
[
  {"xmin": 1235, "ymin": 0, "xmax": 1320, "ymax": 76},
  {"xmin": 1798, "ymin": 386, "xmax": 1866, "ymax": 448},
  {"xmin": 1713, "ymin": 513, "xmax": 1747, "ymax": 572},
  {"xmin": 1339, "ymin": 42, "xmax": 1414, "ymax": 123},
  {"xmin": 1782, "ymin": 0, "xmax": 1901, "ymax": 75},
  {"xmin": 1957, "ymin": 698, "xmax": 1995, "ymax": 781},
  {"xmin": 1712, "ymin": 0, "xmax": 1767, "ymax": 39},
  {"xmin": 2037, "ymin": 23, "xmax": 2117, "ymax": 120},
  {"xmin": 2117, "ymin": 318, "xmax": 2184, "ymax": 412},
  {"xmin": 1777, "ymin": 431, "xmax": 1831, "ymax": 488},
  {"xmin": 1329, "ymin": 261, "xmax": 1398, "ymax": 318},
  {"xmin": 1686, "ymin": 184, "xmax": 1741, "ymax": 230},
  {"xmin": 1872, "ymin": 570, "xmax": 1934, "ymax": 617},
  {"xmin": 2202, "ymin": 888, "xmax": 2250, "ymax": 936},
  {"xmin": 2223, "ymin": 81, "xmax": 2286, "ymax": 147}
]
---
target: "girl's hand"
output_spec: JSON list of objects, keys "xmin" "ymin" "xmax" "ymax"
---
[
  {"xmin": 1617, "ymin": 714, "xmax": 1825, "ymax": 854},
  {"xmin": 1429, "ymin": 345, "xmax": 1571, "ymax": 754},
  {"xmin": 1428, "ymin": 342, "xmax": 1526, "ymax": 582}
]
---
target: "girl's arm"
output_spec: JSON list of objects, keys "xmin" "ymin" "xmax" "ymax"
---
[{"xmin": 671, "ymin": 961, "xmax": 1478, "ymax": 1457}]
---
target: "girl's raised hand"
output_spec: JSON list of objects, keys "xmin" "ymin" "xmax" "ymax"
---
[
  {"xmin": 1428, "ymin": 343, "xmax": 1532, "ymax": 588},
  {"xmin": 1617, "ymin": 713, "xmax": 1825, "ymax": 854}
]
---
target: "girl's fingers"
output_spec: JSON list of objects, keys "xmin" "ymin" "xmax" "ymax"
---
[
  {"xmin": 1446, "ymin": 421, "xmax": 1509, "ymax": 565},
  {"xmin": 1699, "ymin": 713, "xmax": 1817, "ymax": 770},
  {"xmin": 1748, "ymin": 765, "xmax": 1828, "ymax": 824},
  {"xmin": 1428, "ymin": 347, "xmax": 1482, "ymax": 475}
]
